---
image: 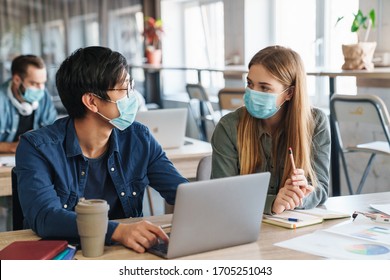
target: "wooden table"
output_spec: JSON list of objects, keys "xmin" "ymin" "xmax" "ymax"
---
[
  {"xmin": 0, "ymin": 155, "xmax": 13, "ymax": 197},
  {"xmin": 1, "ymin": 192, "xmax": 388, "ymax": 260}
]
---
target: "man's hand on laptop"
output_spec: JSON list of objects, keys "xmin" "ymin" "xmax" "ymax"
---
[{"xmin": 111, "ymin": 220, "xmax": 169, "ymax": 253}]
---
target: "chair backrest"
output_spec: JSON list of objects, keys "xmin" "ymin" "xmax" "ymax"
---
[
  {"xmin": 185, "ymin": 84, "xmax": 217, "ymax": 141},
  {"xmin": 186, "ymin": 83, "xmax": 210, "ymax": 102},
  {"xmin": 330, "ymin": 94, "xmax": 390, "ymax": 148},
  {"xmin": 218, "ymin": 87, "xmax": 245, "ymax": 111},
  {"xmin": 196, "ymin": 155, "xmax": 212, "ymax": 181},
  {"xmin": 11, "ymin": 168, "xmax": 24, "ymax": 230}
]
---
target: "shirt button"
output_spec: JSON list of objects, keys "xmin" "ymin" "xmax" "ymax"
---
[
  {"xmin": 63, "ymin": 204, "xmax": 68, "ymax": 209},
  {"xmin": 120, "ymin": 192, "xmax": 125, "ymax": 197},
  {"xmin": 81, "ymin": 171, "xmax": 85, "ymax": 176},
  {"xmin": 110, "ymin": 167, "xmax": 115, "ymax": 172},
  {"xmin": 132, "ymin": 192, "xmax": 137, "ymax": 196}
]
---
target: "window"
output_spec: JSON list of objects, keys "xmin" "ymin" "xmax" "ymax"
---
[
  {"xmin": 161, "ymin": 0, "xmax": 359, "ymax": 107},
  {"xmin": 161, "ymin": 0, "xmax": 225, "ymax": 97},
  {"xmin": 273, "ymin": 0, "xmax": 359, "ymax": 108}
]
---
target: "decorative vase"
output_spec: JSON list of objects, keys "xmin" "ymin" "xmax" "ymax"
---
[
  {"xmin": 146, "ymin": 49, "xmax": 162, "ymax": 65},
  {"xmin": 341, "ymin": 42, "xmax": 377, "ymax": 70}
]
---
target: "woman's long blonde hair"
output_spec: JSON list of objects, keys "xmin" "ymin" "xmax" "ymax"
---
[{"xmin": 237, "ymin": 46, "xmax": 317, "ymax": 187}]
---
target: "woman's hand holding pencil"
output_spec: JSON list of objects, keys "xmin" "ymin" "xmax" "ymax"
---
[
  {"xmin": 288, "ymin": 147, "xmax": 314, "ymax": 204},
  {"xmin": 272, "ymin": 148, "xmax": 315, "ymax": 214}
]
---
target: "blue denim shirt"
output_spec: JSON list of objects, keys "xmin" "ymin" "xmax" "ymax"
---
[
  {"xmin": 0, "ymin": 80, "xmax": 57, "ymax": 141},
  {"xmin": 15, "ymin": 117, "xmax": 188, "ymax": 244}
]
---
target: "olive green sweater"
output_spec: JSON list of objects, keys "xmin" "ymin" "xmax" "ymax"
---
[{"xmin": 211, "ymin": 107, "xmax": 331, "ymax": 214}]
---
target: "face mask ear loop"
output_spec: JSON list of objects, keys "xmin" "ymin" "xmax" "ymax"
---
[
  {"xmin": 277, "ymin": 86, "xmax": 292, "ymax": 109},
  {"xmin": 96, "ymin": 111, "xmax": 112, "ymax": 122},
  {"xmin": 91, "ymin": 93, "xmax": 114, "ymax": 122}
]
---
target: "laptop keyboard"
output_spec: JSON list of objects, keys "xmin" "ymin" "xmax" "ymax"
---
[
  {"xmin": 149, "ymin": 241, "xmax": 168, "ymax": 255},
  {"xmin": 148, "ymin": 232, "xmax": 170, "ymax": 256}
]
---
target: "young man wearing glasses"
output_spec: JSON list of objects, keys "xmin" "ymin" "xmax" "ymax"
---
[{"xmin": 15, "ymin": 46, "xmax": 188, "ymax": 253}]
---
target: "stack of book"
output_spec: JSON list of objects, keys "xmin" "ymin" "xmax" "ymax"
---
[{"xmin": 0, "ymin": 240, "xmax": 77, "ymax": 260}]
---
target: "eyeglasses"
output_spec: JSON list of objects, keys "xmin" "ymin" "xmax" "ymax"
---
[{"xmin": 106, "ymin": 78, "xmax": 135, "ymax": 99}]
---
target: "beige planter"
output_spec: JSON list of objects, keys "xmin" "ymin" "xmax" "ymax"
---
[{"xmin": 341, "ymin": 42, "xmax": 377, "ymax": 70}]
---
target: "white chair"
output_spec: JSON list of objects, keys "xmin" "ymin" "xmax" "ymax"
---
[
  {"xmin": 330, "ymin": 94, "xmax": 390, "ymax": 195},
  {"xmin": 196, "ymin": 155, "xmax": 212, "ymax": 181}
]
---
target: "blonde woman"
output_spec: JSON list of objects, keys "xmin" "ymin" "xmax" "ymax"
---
[{"xmin": 211, "ymin": 46, "xmax": 330, "ymax": 214}]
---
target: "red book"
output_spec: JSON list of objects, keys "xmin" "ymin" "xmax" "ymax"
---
[{"xmin": 0, "ymin": 240, "xmax": 68, "ymax": 260}]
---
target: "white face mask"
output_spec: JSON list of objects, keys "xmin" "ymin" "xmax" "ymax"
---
[{"xmin": 96, "ymin": 92, "xmax": 139, "ymax": 130}]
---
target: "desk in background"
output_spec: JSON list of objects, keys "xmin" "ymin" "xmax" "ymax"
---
[
  {"xmin": 0, "ymin": 166, "xmax": 12, "ymax": 197},
  {"xmin": 0, "ymin": 157, "xmax": 13, "ymax": 231},
  {"xmin": 0, "ymin": 155, "xmax": 13, "ymax": 197},
  {"xmin": 307, "ymin": 67, "xmax": 390, "ymax": 196},
  {"xmin": 165, "ymin": 137, "xmax": 211, "ymax": 179},
  {"xmin": 1, "ymin": 191, "xmax": 388, "ymax": 260}
]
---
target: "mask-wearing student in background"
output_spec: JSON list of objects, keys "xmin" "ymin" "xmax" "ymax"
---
[
  {"xmin": 0, "ymin": 54, "xmax": 57, "ymax": 153},
  {"xmin": 15, "ymin": 46, "xmax": 188, "ymax": 253},
  {"xmin": 210, "ymin": 45, "xmax": 331, "ymax": 215}
]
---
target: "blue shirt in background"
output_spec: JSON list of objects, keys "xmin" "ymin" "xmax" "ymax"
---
[{"xmin": 0, "ymin": 79, "xmax": 57, "ymax": 142}]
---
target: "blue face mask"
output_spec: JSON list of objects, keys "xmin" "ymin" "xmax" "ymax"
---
[
  {"xmin": 244, "ymin": 87, "xmax": 289, "ymax": 119},
  {"xmin": 97, "ymin": 93, "xmax": 139, "ymax": 130},
  {"xmin": 22, "ymin": 86, "xmax": 45, "ymax": 103}
]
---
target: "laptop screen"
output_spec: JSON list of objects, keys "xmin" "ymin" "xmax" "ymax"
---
[
  {"xmin": 135, "ymin": 108, "xmax": 188, "ymax": 149},
  {"xmin": 148, "ymin": 172, "xmax": 270, "ymax": 259}
]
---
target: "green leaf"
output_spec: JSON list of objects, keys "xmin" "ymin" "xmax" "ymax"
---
[
  {"xmin": 350, "ymin": 9, "xmax": 375, "ymax": 33},
  {"xmin": 369, "ymin": 8, "xmax": 376, "ymax": 28},
  {"xmin": 335, "ymin": 16, "xmax": 344, "ymax": 27}
]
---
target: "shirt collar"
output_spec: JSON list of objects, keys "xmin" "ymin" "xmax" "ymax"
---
[
  {"xmin": 65, "ymin": 118, "xmax": 121, "ymax": 158},
  {"xmin": 65, "ymin": 119, "xmax": 83, "ymax": 158}
]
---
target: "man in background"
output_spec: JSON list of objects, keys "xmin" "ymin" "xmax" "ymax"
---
[{"xmin": 0, "ymin": 55, "xmax": 57, "ymax": 153}]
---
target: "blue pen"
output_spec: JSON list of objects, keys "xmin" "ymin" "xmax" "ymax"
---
[
  {"xmin": 286, "ymin": 217, "xmax": 299, "ymax": 222},
  {"xmin": 264, "ymin": 214, "xmax": 300, "ymax": 222}
]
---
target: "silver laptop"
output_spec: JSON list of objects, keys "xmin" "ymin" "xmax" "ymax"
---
[
  {"xmin": 135, "ymin": 108, "xmax": 187, "ymax": 149},
  {"xmin": 147, "ymin": 172, "xmax": 270, "ymax": 259}
]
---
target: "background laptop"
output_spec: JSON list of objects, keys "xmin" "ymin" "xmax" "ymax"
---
[
  {"xmin": 148, "ymin": 172, "xmax": 270, "ymax": 259},
  {"xmin": 135, "ymin": 108, "xmax": 187, "ymax": 149}
]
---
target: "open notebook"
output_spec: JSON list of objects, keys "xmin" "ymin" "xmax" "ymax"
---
[
  {"xmin": 147, "ymin": 172, "xmax": 270, "ymax": 259},
  {"xmin": 263, "ymin": 208, "xmax": 350, "ymax": 229}
]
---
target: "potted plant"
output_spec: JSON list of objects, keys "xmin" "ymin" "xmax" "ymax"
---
[
  {"xmin": 336, "ymin": 9, "xmax": 377, "ymax": 70},
  {"xmin": 142, "ymin": 16, "xmax": 164, "ymax": 65}
]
